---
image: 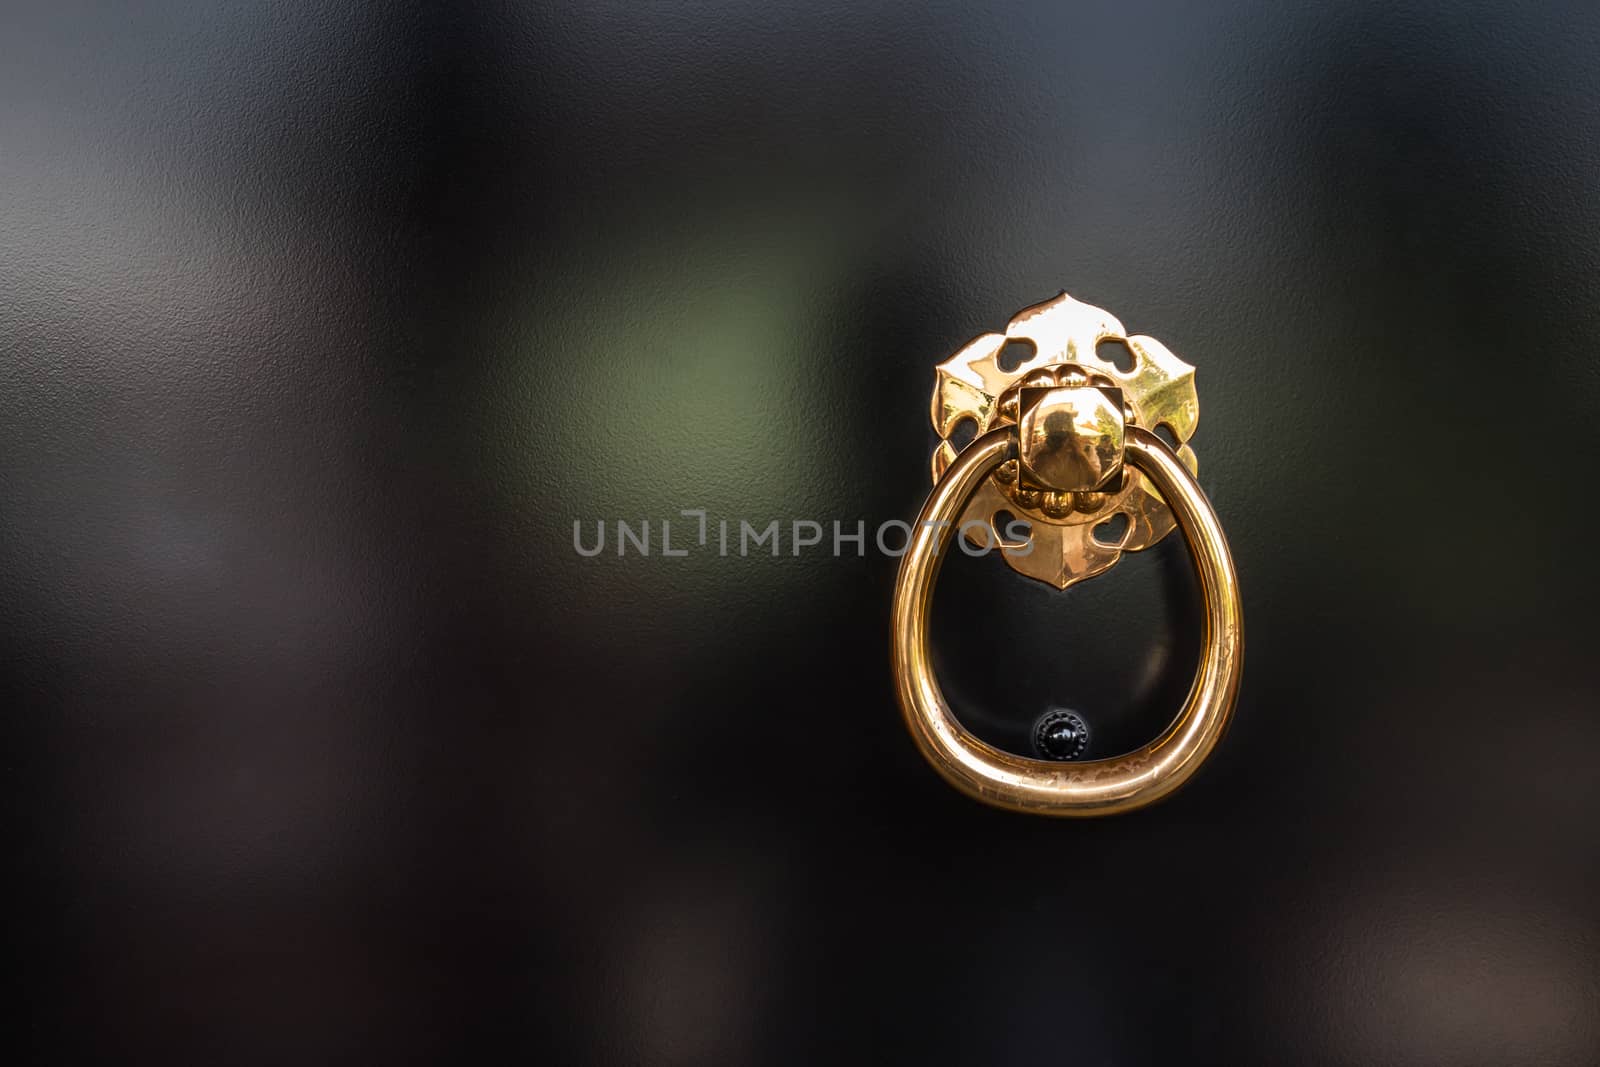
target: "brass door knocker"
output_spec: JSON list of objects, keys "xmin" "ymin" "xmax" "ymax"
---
[{"xmin": 890, "ymin": 292, "xmax": 1243, "ymax": 816}]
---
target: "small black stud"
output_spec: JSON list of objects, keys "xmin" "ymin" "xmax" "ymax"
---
[{"xmin": 1033, "ymin": 709, "xmax": 1090, "ymax": 761}]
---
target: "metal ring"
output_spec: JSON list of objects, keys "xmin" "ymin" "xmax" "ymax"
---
[{"xmin": 891, "ymin": 424, "xmax": 1244, "ymax": 816}]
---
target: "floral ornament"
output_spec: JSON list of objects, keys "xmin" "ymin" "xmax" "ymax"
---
[{"xmin": 930, "ymin": 292, "xmax": 1200, "ymax": 589}]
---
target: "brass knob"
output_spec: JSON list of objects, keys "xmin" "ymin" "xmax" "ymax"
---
[{"xmin": 1016, "ymin": 383, "xmax": 1125, "ymax": 493}]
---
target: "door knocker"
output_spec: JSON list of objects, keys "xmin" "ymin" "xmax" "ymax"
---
[{"xmin": 890, "ymin": 292, "xmax": 1244, "ymax": 816}]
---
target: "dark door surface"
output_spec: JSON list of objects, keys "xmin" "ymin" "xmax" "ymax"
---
[{"xmin": 6, "ymin": 2, "xmax": 1598, "ymax": 1063}]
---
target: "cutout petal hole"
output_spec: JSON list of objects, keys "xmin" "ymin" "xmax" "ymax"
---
[
  {"xmin": 1092, "ymin": 512, "xmax": 1131, "ymax": 547},
  {"xmin": 947, "ymin": 415, "xmax": 978, "ymax": 452},
  {"xmin": 997, "ymin": 338, "xmax": 1036, "ymax": 373},
  {"xmin": 993, "ymin": 509, "xmax": 1031, "ymax": 549},
  {"xmin": 1096, "ymin": 338, "xmax": 1136, "ymax": 373}
]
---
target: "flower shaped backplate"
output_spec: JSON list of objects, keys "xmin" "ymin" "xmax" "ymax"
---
[{"xmin": 930, "ymin": 292, "xmax": 1200, "ymax": 589}]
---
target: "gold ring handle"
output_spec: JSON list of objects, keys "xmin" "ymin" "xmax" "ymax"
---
[{"xmin": 891, "ymin": 424, "xmax": 1244, "ymax": 816}]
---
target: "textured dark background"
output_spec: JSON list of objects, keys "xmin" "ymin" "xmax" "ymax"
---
[{"xmin": 5, "ymin": 1, "xmax": 1599, "ymax": 1063}]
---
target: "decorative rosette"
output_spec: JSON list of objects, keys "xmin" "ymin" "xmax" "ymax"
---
[{"xmin": 930, "ymin": 292, "xmax": 1200, "ymax": 589}]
